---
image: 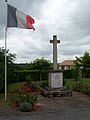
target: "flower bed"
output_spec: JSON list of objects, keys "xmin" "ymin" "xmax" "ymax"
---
[
  {"xmin": 10, "ymin": 85, "xmax": 38, "ymax": 112},
  {"xmin": 80, "ymin": 85, "xmax": 90, "ymax": 95}
]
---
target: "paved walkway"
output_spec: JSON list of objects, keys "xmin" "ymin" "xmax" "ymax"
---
[{"xmin": 0, "ymin": 92, "xmax": 90, "ymax": 120}]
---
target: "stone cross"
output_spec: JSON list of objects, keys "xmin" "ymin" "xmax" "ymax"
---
[{"xmin": 50, "ymin": 35, "xmax": 60, "ymax": 70}]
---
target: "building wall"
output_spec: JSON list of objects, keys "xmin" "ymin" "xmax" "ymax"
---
[{"xmin": 58, "ymin": 65, "xmax": 75, "ymax": 70}]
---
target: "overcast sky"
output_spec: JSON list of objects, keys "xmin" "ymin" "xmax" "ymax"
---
[{"xmin": 0, "ymin": 0, "xmax": 90, "ymax": 63}]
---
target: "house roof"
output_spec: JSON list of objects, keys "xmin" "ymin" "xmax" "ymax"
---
[{"xmin": 59, "ymin": 60, "xmax": 75, "ymax": 66}]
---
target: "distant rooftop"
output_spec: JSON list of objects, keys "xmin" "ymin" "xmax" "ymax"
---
[{"xmin": 59, "ymin": 60, "xmax": 75, "ymax": 66}]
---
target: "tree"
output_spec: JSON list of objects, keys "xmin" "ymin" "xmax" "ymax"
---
[
  {"xmin": 26, "ymin": 58, "xmax": 52, "ymax": 81},
  {"xmin": 0, "ymin": 47, "xmax": 16, "ymax": 92},
  {"xmin": 28, "ymin": 57, "xmax": 52, "ymax": 70},
  {"xmin": 76, "ymin": 52, "xmax": 90, "ymax": 78}
]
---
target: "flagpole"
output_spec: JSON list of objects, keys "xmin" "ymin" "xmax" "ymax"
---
[
  {"xmin": 5, "ymin": 0, "xmax": 8, "ymax": 100},
  {"xmin": 5, "ymin": 28, "xmax": 7, "ymax": 100}
]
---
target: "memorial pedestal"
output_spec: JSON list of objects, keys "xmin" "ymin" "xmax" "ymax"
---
[
  {"xmin": 41, "ymin": 70, "xmax": 72, "ymax": 97},
  {"xmin": 48, "ymin": 70, "xmax": 63, "ymax": 88}
]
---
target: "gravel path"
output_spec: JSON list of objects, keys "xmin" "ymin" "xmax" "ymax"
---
[{"xmin": 0, "ymin": 92, "xmax": 90, "ymax": 120}]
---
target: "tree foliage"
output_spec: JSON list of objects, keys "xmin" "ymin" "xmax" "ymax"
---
[
  {"xmin": 75, "ymin": 52, "xmax": 90, "ymax": 78},
  {"xmin": 15, "ymin": 58, "xmax": 52, "ymax": 82},
  {"xmin": 28, "ymin": 57, "xmax": 52, "ymax": 70},
  {"xmin": 0, "ymin": 47, "xmax": 16, "ymax": 92}
]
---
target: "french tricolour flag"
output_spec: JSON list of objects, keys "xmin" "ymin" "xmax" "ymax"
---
[{"xmin": 7, "ymin": 4, "xmax": 35, "ymax": 30}]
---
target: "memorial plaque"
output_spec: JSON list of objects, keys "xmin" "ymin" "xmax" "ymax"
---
[{"xmin": 48, "ymin": 71, "xmax": 63, "ymax": 88}]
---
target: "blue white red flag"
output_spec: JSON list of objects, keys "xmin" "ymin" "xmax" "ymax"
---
[{"xmin": 7, "ymin": 4, "xmax": 35, "ymax": 30}]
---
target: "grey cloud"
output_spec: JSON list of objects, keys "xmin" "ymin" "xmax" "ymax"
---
[
  {"xmin": 17, "ymin": 50, "xmax": 51, "ymax": 63},
  {"xmin": 0, "ymin": 1, "xmax": 5, "ymax": 25},
  {"xmin": 56, "ymin": 0, "xmax": 90, "ymax": 60},
  {"xmin": 0, "ymin": 1, "xmax": 6, "ymax": 39},
  {"xmin": 10, "ymin": 0, "xmax": 46, "ymax": 18},
  {"xmin": 57, "ymin": 0, "xmax": 90, "ymax": 42},
  {"xmin": 59, "ymin": 44, "xmax": 90, "ymax": 58},
  {"xmin": 0, "ymin": 27, "xmax": 5, "ymax": 40},
  {"xmin": 0, "ymin": 0, "xmax": 47, "ymax": 40},
  {"xmin": 70, "ymin": 0, "xmax": 90, "ymax": 38},
  {"xmin": 0, "ymin": 0, "xmax": 90, "ymax": 63},
  {"xmin": 61, "ymin": 48, "xmax": 83, "ymax": 56},
  {"xmin": 61, "ymin": 35, "xmax": 90, "ymax": 47},
  {"xmin": 19, "ymin": 47, "xmax": 51, "ymax": 58}
]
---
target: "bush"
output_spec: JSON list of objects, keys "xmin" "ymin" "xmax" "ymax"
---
[
  {"xmin": 26, "ymin": 75, "xmax": 36, "ymax": 91},
  {"xmin": 85, "ymin": 68, "xmax": 90, "ymax": 78},
  {"xmin": 27, "ymin": 95, "xmax": 37, "ymax": 106},
  {"xmin": 0, "ymin": 76, "xmax": 4, "ymax": 93},
  {"xmin": 11, "ymin": 93, "xmax": 23, "ymax": 106},
  {"xmin": 40, "ymin": 80, "xmax": 48, "ymax": 88},
  {"xmin": 11, "ymin": 85, "xmax": 37, "ymax": 109},
  {"xmin": 64, "ymin": 69, "xmax": 74, "ymax": 79},
  {"xmin": 15, "ymin": 70, "xmax": 48, "ymax": 82},
  {"xmin": 26, "ymin": 75, "xmax": 32, "ymax": 85},
  {"xmin": 20, "ymin": 102, "xmax": 32, "ymax": 112},
  {"xmin": 63, "ymin": 79, "xmax": 66, "ymax": 86},
  {"xmin": 75, "ymin": 81, "xmax": 82, "ymax": 92}
]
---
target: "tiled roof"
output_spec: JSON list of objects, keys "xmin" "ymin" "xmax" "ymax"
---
[{"xmin": 59, "ymin": 60, "xmax": 75, "ymax": 66}]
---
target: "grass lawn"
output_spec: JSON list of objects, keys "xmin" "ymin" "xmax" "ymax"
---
[
  {"xmin": 8, "ymin": 82, "xmax": 26, "ymax": 92},
  {"xmin": 33, "ymin": 80, "xmax": 48, "ymax": 88},
  {"xmin": 65, "ymin": 78, "xmax": 90, "ymax": 92},
  {"xmin": 81, "ymin": 78, "xmax": 90, "ymax": 85},
  {"xmin": 65, "ymin": 79, "xmax": 76, "ymax": 90},
  {"xmin": 0, "ymin": 78, "xmax": 90, "ymax": 101},
  {"xmin": 0, "ymin": 82, "xmax": 26, "ymax": 107},
  {"xmin": 65, "ymin": 78, "xmax": 90, "ymax": 85},
  {"xmin": 7, "ymin": 78, "xmax": 90, "ymax": 92}
]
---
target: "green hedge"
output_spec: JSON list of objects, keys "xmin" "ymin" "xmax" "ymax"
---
[
  {"xmin": 15, "ymin": 69, "xmax": 76, "ymax": 82},
  {"xmin": 63, "ymin": 69, "xmax": 74, "ymax": 79},
  {"xmin": 85, "ymin": 68, "xmax": 90, "ymax": 78},
  {"xmin": 15, "ymin": 70, "xmax": 48, "ymax": 82}
]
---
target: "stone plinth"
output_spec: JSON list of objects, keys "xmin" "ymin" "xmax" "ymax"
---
[{"xmin": 48, "ymin": 70, "xmax": 63, "ymax": 88}]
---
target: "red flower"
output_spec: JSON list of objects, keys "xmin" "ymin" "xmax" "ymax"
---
[{"xmin": 24, "ymin": 86, "xmax": 32, "ymax": 93}]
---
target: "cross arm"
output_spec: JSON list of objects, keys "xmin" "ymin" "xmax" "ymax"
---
[
  {"xmin": 50, "ymin": 40, "xmax": 53, "ymax": 43},
  {"xmin": 50, "ymin": 40, "xmax": 60, "ymax": 43},
  {"xmin": 57, "ymin": 40, "xmax": 60, "ymax": 43}
]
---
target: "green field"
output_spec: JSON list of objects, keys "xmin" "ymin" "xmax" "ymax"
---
[
  {"xmin": 65, "ymin": 78, "xmax": 90, "ymax": 92},
  {"xmin": 7, "ymin": 78, "xmax": 90, "ymax": 92},
  {"xmin": 0, "ymin": 78, "xmax": 90, "ymax": 105},
  {"xmin": 8, "ymin": 82, "xmax": 25, "ymax": 92},
  {"xmin": 8, "ymin": 80, "xmax": 48, "ymax": 92}
]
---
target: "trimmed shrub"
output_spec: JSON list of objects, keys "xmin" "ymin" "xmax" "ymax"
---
[
  {"xmin": 15, "ymin": 70, "xmax": 48, "ymax": 82},
  {"xmin": 20, "ymin": 102, "xmax": 32, "ymax": 112},
  {"xmin": 64, "ymin": 69, "xmax": 74, "ymax": 79},
  {"xmin": 40, "ymin": 80, "xmax": 48, "ymax": 88},
  {"xmin": 25, "ymin": 75, "xmax": 36, "ymax": 90}
]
